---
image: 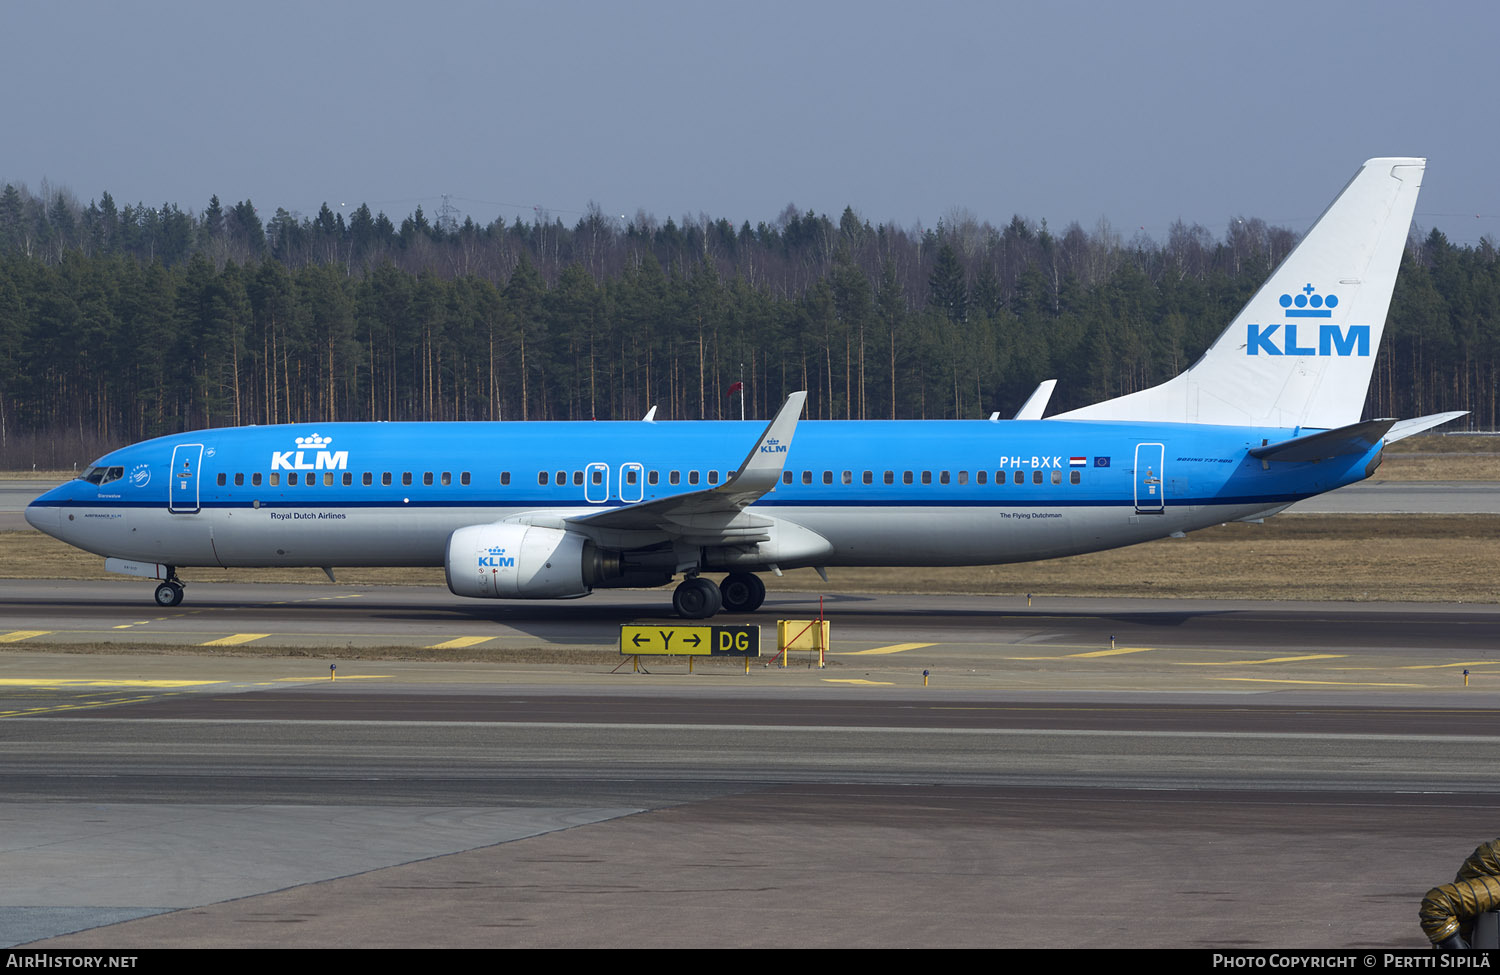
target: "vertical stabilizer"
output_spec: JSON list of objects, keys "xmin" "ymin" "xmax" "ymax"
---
[{"xmin": 1057, "ymin": 158, "xmax": 1425, "ymax": 429}]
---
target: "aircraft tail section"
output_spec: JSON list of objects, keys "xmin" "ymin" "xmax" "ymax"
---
[{"xmin": 1057, "ymin": 157, "xmax": 1426, "ymax": 430}]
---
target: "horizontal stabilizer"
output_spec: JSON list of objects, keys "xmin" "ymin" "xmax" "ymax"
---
[
  {"xmin": 1249, "ymin": 419, "xmax": 1395, "ymax": 462},
  {"xmin": 1385, "ymin": 411, "xmax": 1468, "ymax": 444},
  {"xmin": 1013, "ymin": 380, "xmax": 1057, "ymax": 420}
]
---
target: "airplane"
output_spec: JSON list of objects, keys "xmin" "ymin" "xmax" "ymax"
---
[{"xmin": 26, "ymin": 157, "xmax": 1463, "ymax": 619}]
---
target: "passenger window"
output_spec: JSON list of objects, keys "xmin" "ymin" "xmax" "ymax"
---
[
  {"xmin": 862, "ymin": 471, "xmax": 872, "ymax": 485},
  {"xmin": 1070, "ymin": 470, "xmax": 1081, "ymax": 484},
  {"xmin": 1051, "ymin": 470, "xmax": 1061, "ymax": 484},
  {"xmin": 382, "ymin": 472, "xmax": 392, "ymax": 486},
  {"xmin": 903, "ymin": 471, "xmax": 913, "ymax": 485},
  {"xmin": 883, "ymin": 471, "xmax": 894, "ymax": 484},
  {"xmin": 459, "ymin": 472, "xmax": 469, "ymax": 486},
  {"xmin": 708, "ymin": 470, "xmax": 719, "ymax": 485},
  {"xmin": 234, "ymin": 473, "xmax": 244, "ymax": 486},
  {"xmin": 921, "ymin": 471, "xmax": 932, "ymax": 485},
  {"xmin": 976, "ymin": 471, "xmax": 987, "ymax": 485},
  {"xmin": 626, "ymin": 469, "xmax": 638, "ymax": 485},
  {"xmin": 822, "ymin": 471, "xmax": 833, "ymax": 485},
  {"xmin": 782, "ymin": 471, "xmax": 793, "ymax": 485},
  {"xmin": 423, "ymin": 472, "xmax": 433, "ymax": 486},
  {"xmin": 939, "ymin": 471, "xmax": 950, "ymax": 485},
  {"xmin": 324, "ymin": 472, "xmax": 334, "ymax": 486},
  {"xmin": 1033, "ymin": 471, "xmax": 1043, "ymax": 484},
  {"xmin": 591, "ymin": 469, "xmax": 603, "ymax": 485},
  {"xmin": 802, "ymin": 471, "xmax": 812, "ymax": 485},
  {"xmin": 556, "ymin": 471, "xmax": 566, "ymax": 485},
  {"xmin": 270, "ymin": 473, "xmax": 280, "ymax": 486},
  {"xmin": 500, "ymin": 472, "xmax": 510, "ymax": 486},
  {"xmin": 342, "ymin": 472, "xmax": 352, "ymax": 486},
  {"xmin": 957, "ymin": 471, "xmax": 968, "ymax": 485},
  {"xmin": 441, "ymin": 472, "xmax": 452, "ymax": 486},
  {"xmin": 572, "ymin": 471, "xmax": 583, "ymax": 486},
  {"xmin": 288, "ymin": 473, "xmax": 299, "ymax": 486},
  {"xmin": 216, "ymin": 473, "xmax": 226, "ymax": 486},
  {"xmin": 688, "ymin": 471, "xmax": 699, "ymax": 485},
  {"xmin": 252, "ymin": 473, "xmax": 262, "ymax": 487},
  {"xmin": 670, "ymin": 471, "xmax": 680, "ymax": 485},
  {"xmin": 402, "ymin": 472, "xmax": 412, "ymax": 486},
  {"xmin": 362, "ymin": 472, "xmax": 372, "ymax": 486},
  {"xmin": 648, "ymin": 471, "xmax": 659, "ymax": 485},
  {"xmin": 1014, "ymin": 471, "xmax": 1024, "ymax": 485},
  {"xmin": 538, "ymin": 472, "xmax": 548, "ymax": 485}
]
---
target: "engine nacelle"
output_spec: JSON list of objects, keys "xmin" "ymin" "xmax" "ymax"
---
[{"xmin": 446, "ymin": 523, "xmax": 599, "ymax": 599}]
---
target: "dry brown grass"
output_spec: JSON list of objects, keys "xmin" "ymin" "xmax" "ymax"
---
[{"xmin": 3, "ymin": 513, "xmax": 1497, "ymax": 604}]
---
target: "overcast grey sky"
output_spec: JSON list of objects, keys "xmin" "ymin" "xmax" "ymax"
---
[{"xmin": 5, "ymin": 0, "xmax": 1496, "ymax": 244}]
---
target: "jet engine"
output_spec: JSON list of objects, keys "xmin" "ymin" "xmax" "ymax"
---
[{"xmin": 446, "ymin": 523, "xmax": 599, "ymax": 598}]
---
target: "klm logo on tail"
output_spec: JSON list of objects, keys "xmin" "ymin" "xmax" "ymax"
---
[{"xmin": 1247, "ymin": 285, "xmax": 1370, "ymax": 357}]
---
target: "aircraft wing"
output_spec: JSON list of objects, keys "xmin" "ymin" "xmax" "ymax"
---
[{"xmin": 560, "ymin": 391, "xmax": 807, "ymax": 541}]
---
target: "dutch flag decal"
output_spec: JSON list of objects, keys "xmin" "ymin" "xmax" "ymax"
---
[{"xmin": 1069, "ymin": 456, "xmax": 1086, "ymax": 467}]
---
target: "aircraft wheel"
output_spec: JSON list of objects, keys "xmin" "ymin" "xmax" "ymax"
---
[
  {"xmin": 672, "ymin": 577, "xmax": 722, "ymax": 620},
  {"xmin": 719, "ymin": 572, "xmax": 766, "ymax": 613},
  {"xmin": 154, "ymin": 582, "xmax": 184, "ymax": 607}
]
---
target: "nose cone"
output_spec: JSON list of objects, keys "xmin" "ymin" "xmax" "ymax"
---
[
  {"xmin": 25, "ymin": 501, "xmax": 59, "ymax": 536},
  {"xmin": 25, "ymin": 485, "xmax": 63, "ymax": 537}
]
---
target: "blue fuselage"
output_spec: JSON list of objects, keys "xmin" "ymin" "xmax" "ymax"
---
[{"xmin": 26, "ymin": 417, "xmax": 1377, "ymax": 571}]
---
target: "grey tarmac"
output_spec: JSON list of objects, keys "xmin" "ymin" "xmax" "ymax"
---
[{"xmin": 0, "ymin": 581, "xmax": 1498, "ymax": 948}]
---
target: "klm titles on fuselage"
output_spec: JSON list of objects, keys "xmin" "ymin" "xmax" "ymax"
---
[{"xmin": 270, "ymin": 433, "xmax": 349, "ymax": 471}]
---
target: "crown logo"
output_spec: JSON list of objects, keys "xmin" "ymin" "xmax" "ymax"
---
[
  {"xmin": 486, "ymin": 546, "xmax": 507, "ymax": 556},
  {"xmin": 294, "ymin": 433, "xmax": 333, "ymax": 449},
  {"xmin": 1279, "ymin": 283, "xmax": 1338, "ymax": 319}
]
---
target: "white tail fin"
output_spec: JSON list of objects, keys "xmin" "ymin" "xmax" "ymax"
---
[{"xmin": 1057, "ymin": 157, "xmax": 1425, "ymax": 429}]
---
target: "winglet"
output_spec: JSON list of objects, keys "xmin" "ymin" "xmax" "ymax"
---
[
  {"xmin": 642, "ymin": 405, "xmax": 657, "ymax": 423},
  {"xmin": 720, "ymin": 391, "xmax": 807, "ymax": 502}
]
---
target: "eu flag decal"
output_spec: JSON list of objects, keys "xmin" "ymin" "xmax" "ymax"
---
[{"xmin": 1093, "ymin": 456, "xmax": 1111, "ymax": 468}]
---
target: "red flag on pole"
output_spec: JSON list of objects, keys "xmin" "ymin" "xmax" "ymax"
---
[{"xmin": 725, "ymin": 381, "xmax": 743, "ymax": 397}]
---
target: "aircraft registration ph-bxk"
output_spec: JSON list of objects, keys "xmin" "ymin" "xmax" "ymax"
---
[{"xmin": 26, "ymin": 158, "xmax": 1464, "ymax": 618}]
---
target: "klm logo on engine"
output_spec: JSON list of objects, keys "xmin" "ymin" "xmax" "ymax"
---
[
  {"xmin": 271, "ymin": 433, "xmax": 349, "ymax": 471},
  {"xmin": 479, "ymin": 545, "xmax": 515, "ymax": 568},
  {"xmin": 1246, "ymin": 284, "xmax": 1369, "ymax": 357}
]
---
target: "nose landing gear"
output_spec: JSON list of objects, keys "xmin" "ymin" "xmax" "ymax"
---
[{"xmin": 153, "ymin": 569, "xmax": 185, "ymax": 607}]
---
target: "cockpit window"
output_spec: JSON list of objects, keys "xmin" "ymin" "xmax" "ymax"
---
[{"xmin": 80, "ymin": 466, "xmax": 124, "ymax": 485}]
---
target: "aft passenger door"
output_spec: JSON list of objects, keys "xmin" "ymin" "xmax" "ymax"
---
[
  {"xmin": 169, "ymin": 444, "xmax": 204, "ymax": 514},
  {"xmin": 1134, "ymin": 443, "xmax": 1165, "ymax": 514}
]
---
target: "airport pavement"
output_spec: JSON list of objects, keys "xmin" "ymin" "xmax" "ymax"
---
[{"xmin": 1, "ymin": 586, "xmax": 1499, "ymax": 948}]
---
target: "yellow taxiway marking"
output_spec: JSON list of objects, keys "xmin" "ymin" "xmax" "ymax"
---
[
  {"xmin": 0, "ymin": 678, "xmax": 220, "ymax": 688},
  {"xmin": 199, "ymin": 633, "xmax": 270, "ymax": 647},
  {"xmin": 821, "ymin": 678, "xmax": 895, "ymax": 685},
  {"xmin": 1398, "ymin": 661, "xmax": 1499, "ymax": 670},
  {"xmin": 0, "ymin": 630, "xmax": 51, "ymax": 643},
  {"xmin": 426, "ymin": 636, "xmax": 496, "ymax": 650},
  {"xmin": 1175, "ymin": 654, "xmax": 1345, "ymax": 667},
  {"xmin": 837, "ymin": 643, "xmax": 936, "ymax": 656},
  {"xmin": 1207, "ymin": 677, "xmax": 1426, "ymax": 687},
  {"xmin": 1008, "ymin": 647, "xmax": 1154, "ymax": 660}
]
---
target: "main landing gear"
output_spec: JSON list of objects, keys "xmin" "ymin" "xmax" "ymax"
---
[
  {"xmin": 153, "ymin": 569, "xmax": 185, "ymax": 607},
  {"xmin": 671, "ymin": 572, "xmax": 767, "ymax": 619}
]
